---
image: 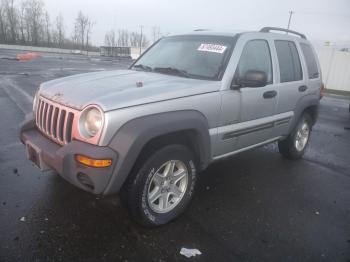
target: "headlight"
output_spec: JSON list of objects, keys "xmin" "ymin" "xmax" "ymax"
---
[{"xmin": 79, "ymin": 107, "xmax": 103, "ymax": 138}]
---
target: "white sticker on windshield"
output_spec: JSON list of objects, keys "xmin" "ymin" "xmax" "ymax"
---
[{"xmin": 197, "ymin": 44, "xmax": 227, "ymax": 54}]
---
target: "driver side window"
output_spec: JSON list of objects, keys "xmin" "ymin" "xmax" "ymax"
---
[{"xmin": 233, "ymin": 40, "xmax": 273, "ymax": 86}]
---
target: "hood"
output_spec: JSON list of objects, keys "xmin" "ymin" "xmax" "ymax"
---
[{"xmin": 39, "ymin": 69, "xmax": 220, "ymax": 111}]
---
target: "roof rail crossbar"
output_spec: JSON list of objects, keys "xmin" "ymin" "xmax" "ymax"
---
[{"xmin": 260, "ymin": 27, "xmax": 306, "ymax": 39}]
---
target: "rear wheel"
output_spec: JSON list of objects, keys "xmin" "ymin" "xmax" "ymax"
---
[
  {"xmin": 278, "ymin": 113, "xmax": 312, "ymax": 160},
  {"xmin": 120, "ymin": 144, "xmax": 197, "ymax": 226}
]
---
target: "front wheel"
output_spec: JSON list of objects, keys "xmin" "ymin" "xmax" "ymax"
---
[
  {"xmin": 278, "ymin": 113, "xmax": 312, "ymax": 160},
  {"xmin": 120, "ymin": 144, "xmax": 197, "ymax": 226}
]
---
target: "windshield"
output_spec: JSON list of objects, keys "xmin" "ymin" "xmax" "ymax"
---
[{"xmin": 131, "ymin": 35, "xmax": 235, "ymax": 80}]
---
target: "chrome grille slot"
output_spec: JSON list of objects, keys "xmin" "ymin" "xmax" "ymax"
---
[
  {"xmin": 43, "ymin": 103, "xmax": 48, "ymax": 132},
  {"xmin": 58, "ymin": 110, "xmax": 66, "ymax": 142},
  {"xmin": 52, "ymin": 107, "xmax": 59, "ymax": 138},
  {"xmin": 47, "ymin": 105, "xmax": 53, "ymax": 135},
  {"xmin": 36, "ymin": 100, "xmax": 42, "ymax": 125},
  {"xmin": 39, "ymin": 100, "xmax": 44, "ymax": 128},
  {"xmin": 35, "ymin": 96, "xmax": 77, "ymax": 145},
  {"xmin": 65, "ymin": 112, "xmax": 74, "ymax": 142}
]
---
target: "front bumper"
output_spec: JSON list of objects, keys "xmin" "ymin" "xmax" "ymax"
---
[{"xmin": 20, "ymin": 115, "xmax": 118, "ymax": 195}]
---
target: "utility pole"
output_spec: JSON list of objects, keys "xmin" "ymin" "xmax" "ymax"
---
[
  {"xmin": 287, "ymin": 11, "xmax": 294, "ymax": 32},
  {"xmin": 139, "ymin": 25, "xmax": 143, "ymax": 55}
]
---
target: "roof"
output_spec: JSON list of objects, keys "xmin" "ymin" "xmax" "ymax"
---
[
  {"xmin": 169, "ymin": 27, "xmax": 307, "ymax": 41},
  {"xmin": 172, "ymin": 30, "xmax": 244, "ymax": 38}
]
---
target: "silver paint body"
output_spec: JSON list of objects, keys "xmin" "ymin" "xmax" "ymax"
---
[{"xmin": 37, "ymin": 31, "xmax": 322, "ymax": 161}]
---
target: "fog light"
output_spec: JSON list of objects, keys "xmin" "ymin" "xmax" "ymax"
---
[
  {"xmin": 75, "ymin": 154, "xmax": 112, "ymax": 168},
  {"xmin": 77, "ymin": 172, "xmax": 94, "ymax": 190}
]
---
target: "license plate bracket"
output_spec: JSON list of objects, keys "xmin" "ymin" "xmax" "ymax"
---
[{"xmin": 25, "ymin": 142, "xmax": 51, "ymax": 171}]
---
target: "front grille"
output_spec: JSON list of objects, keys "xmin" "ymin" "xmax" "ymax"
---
[{"xmin": 36, "ymin": 96, "xmax": 76, "ymax": 145}]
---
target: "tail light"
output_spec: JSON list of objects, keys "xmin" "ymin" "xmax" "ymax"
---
[{"xmin": 320, "ymin": 82, "xmax": 325, "ymax": 99}]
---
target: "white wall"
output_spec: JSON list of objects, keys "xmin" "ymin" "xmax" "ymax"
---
[
  {"xmin": 0, "ymin": 43, "xmax": 146, "ymax": 59},
  {"xmin": 316, "ymin": 47, "xmax": 350, "ymax": 92},
  {"xmin": 0, "ymin": 44, "xmax": 100, "ymax": 56}
]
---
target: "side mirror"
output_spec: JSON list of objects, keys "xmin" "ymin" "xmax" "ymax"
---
[{"xmin": 233, "ymin": 70, "xmax": 268, "ymax": 88}]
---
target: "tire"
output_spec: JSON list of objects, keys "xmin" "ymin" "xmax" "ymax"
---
[
  {"xmin": 120, "ymin": 144, "xmax": 197, "ymax": 226},
  {"xmin": 278, "ymin": 113, "xmax": 312, "ymax": 160}
]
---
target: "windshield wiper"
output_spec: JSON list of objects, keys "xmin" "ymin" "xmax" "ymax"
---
[
  {"xmin": 153, "ymin": 67, "xmax": 190, "ymax": 78},
  {"xmin": 132, "ymin": 64, "xmax": 153, "ymax": 72}
]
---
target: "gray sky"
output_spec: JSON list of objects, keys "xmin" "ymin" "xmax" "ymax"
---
[{"xmin": 43, "ymin": 0, "xmax": 350, "ymax": 46}]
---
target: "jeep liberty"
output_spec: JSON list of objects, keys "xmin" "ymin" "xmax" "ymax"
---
[{"xmin": 20, "ymin": 27, "xmax": 322, "ymax": 226}]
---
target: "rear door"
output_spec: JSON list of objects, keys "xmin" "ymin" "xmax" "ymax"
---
[
  {"xmin": 299, "ymin": 42, "xmax": 322, "ymax": 95},
  {"xmin": 272, "ymin": 39, "xmax": 306, "ymax": 136}
]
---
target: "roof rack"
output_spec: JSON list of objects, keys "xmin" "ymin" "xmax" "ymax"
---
[
  {"xmin": 193, "ymin": 29, "xmax": 210, "ymax": 31},
  {"xmin": 260, "ymin": 27, "xmax": 306, "ymax": 39}
]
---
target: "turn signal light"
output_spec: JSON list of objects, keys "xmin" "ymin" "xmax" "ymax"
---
[{"xmin": 75, "ymin": 154, "xmax": 112, "ymax": 168}]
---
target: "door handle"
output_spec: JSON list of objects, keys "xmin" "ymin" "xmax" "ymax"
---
[
  {"xmin": 263, "ymin": 90, "xmax": 277, "ymax": 99},
  {"xmin": 298, "ymin": 85, "xmax": 308, "ymax": 92}
]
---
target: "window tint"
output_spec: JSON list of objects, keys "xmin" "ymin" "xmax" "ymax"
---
[
  {"xmin": 275, "ymin": 40, "xmax": 303, "ymax": 82},
  {"xmin": 300, "ymin": 43, "xmax": 319, "ymax": 79},
  {"xmin": 234, "ymin": 40, "xmax": 273, "ymax": 85}
]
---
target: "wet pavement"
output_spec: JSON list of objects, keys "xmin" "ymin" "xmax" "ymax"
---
[{"xmin": 0, "ymin": 49, "xmax": 349, "ymax": 261}]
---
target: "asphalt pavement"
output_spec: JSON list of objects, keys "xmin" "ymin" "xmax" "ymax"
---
[{"xmin": 0, "ymin": 49, "xmax": 349, "ymax": 262}]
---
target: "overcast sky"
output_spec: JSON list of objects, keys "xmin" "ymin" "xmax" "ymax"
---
[{"xmin": 43, "ymin": 0, "xmax": 350, "ymax": 46}]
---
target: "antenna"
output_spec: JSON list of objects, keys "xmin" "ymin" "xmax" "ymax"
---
[{"xmin": 287, "ymin": 11, "xmax": 294, "ymax": 31}]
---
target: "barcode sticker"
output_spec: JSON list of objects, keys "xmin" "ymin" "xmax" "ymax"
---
[{"xmin": 197, "ymin": 44, "xmax": 227, "ymax": 54}]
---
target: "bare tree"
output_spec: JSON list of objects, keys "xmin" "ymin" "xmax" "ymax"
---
[
  {"xmin": 74, "ymin": 11, "xmax": 90, "ymax": 49},
  {"xmin": 0, "ymin": 1, "xmax": 97, "ymax": 50},
  {"xmin": 85, "ymin": 20, "xmax": 94, "ymax": 50},
  {"xmin": 18, "ymin": 1, "xmax": 27, "ymax": 43},
  {"xmin": 129, "ymin": 31, "xmax": 149, "ymax": 48},
  {"xmin": 117, "ymin": 29, "xmax": 129, "ymax": 47},
  {"xmin": 44, "ymin": 10, "xmax": 50, "ymax": 46},
  {"xmin": 129, "ymin": 31, "xmax": 139, "ymax": 47},
  {"xmin": 55, "ymin": 13, "xmax": 65, "ymax": 47},
  {"xmin": 151, "ymin": 26, "xmax": 161, "ymax": 43},
  {"xmin": 104, "ymin": 30, "xmax": 116, "ymax": 47},
  {"xmin": 22, "ymin": 0, "xmax": 31, "ymax": 42},
  {"xmin": 4, "ymin": 0, "xmax": 18, "ymax": 43},
  {"xmin": 0, "ymin": 2, "xmax": 8, "ymax": 43},
  {"xmin": 142, "ymin": 35, "xmax": 149, "ymax": 48},
  {"xmin": 23, "ymin": 0, "xmax": 45, "ymax": 45},
  {"xmin": 72, "ymin": 23, "xmax": 78, "ymax": 46}
]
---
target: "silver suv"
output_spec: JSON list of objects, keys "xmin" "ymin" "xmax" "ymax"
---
[{"xmin": 20, "ymin": 27, "xmax": 322, "ymax": 226}]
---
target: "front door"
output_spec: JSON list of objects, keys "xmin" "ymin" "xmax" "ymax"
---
[
  {"xmin": 234, "ymin": 39, "xmax": 277, "ymax": 149},
  {"xmin": 216, "ymin": 38, "xmax": 277, "ymax": 157}
]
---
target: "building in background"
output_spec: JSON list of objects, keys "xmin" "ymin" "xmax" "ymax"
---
[{"xmin": 100, "ymin": 46, "xmax": 131, "ymax": 58}]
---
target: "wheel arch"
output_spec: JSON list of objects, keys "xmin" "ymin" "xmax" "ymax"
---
[
  {"xmin": 103, "ymin": 110, "xmax": 211, "ymax": 195},
  {"xmin": 303, "ymin": 104, "xmax": 319, "ymax": 126},
  {"xmin": 288, "ymin": 95, "xmax": 319, "ymax": 134}
]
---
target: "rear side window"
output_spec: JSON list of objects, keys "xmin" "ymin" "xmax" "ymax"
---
[
  {"xmin": 234, "ymin": 39, "xmax": 273, "ymax": 84},
  {"xmin": 275, "ymin": 40, "xmax": 303, "ymax": 83},
  {"xmin": 300, "ymin": 43, "xmax": 319, "ymax": 79}
]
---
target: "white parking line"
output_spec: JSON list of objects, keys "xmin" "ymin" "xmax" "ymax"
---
[{"xmin": 1, "ymin": 76, "xmax": 33, "ymax": 114}]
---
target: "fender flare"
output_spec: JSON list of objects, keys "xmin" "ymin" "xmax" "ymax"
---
[
  {"xmin": 103, "ymin": 110, "xmax": 211, "ymax": 194},
  {"xmin": 288, "ymin": 94, "xmax": 320, "ymax": 134}
]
